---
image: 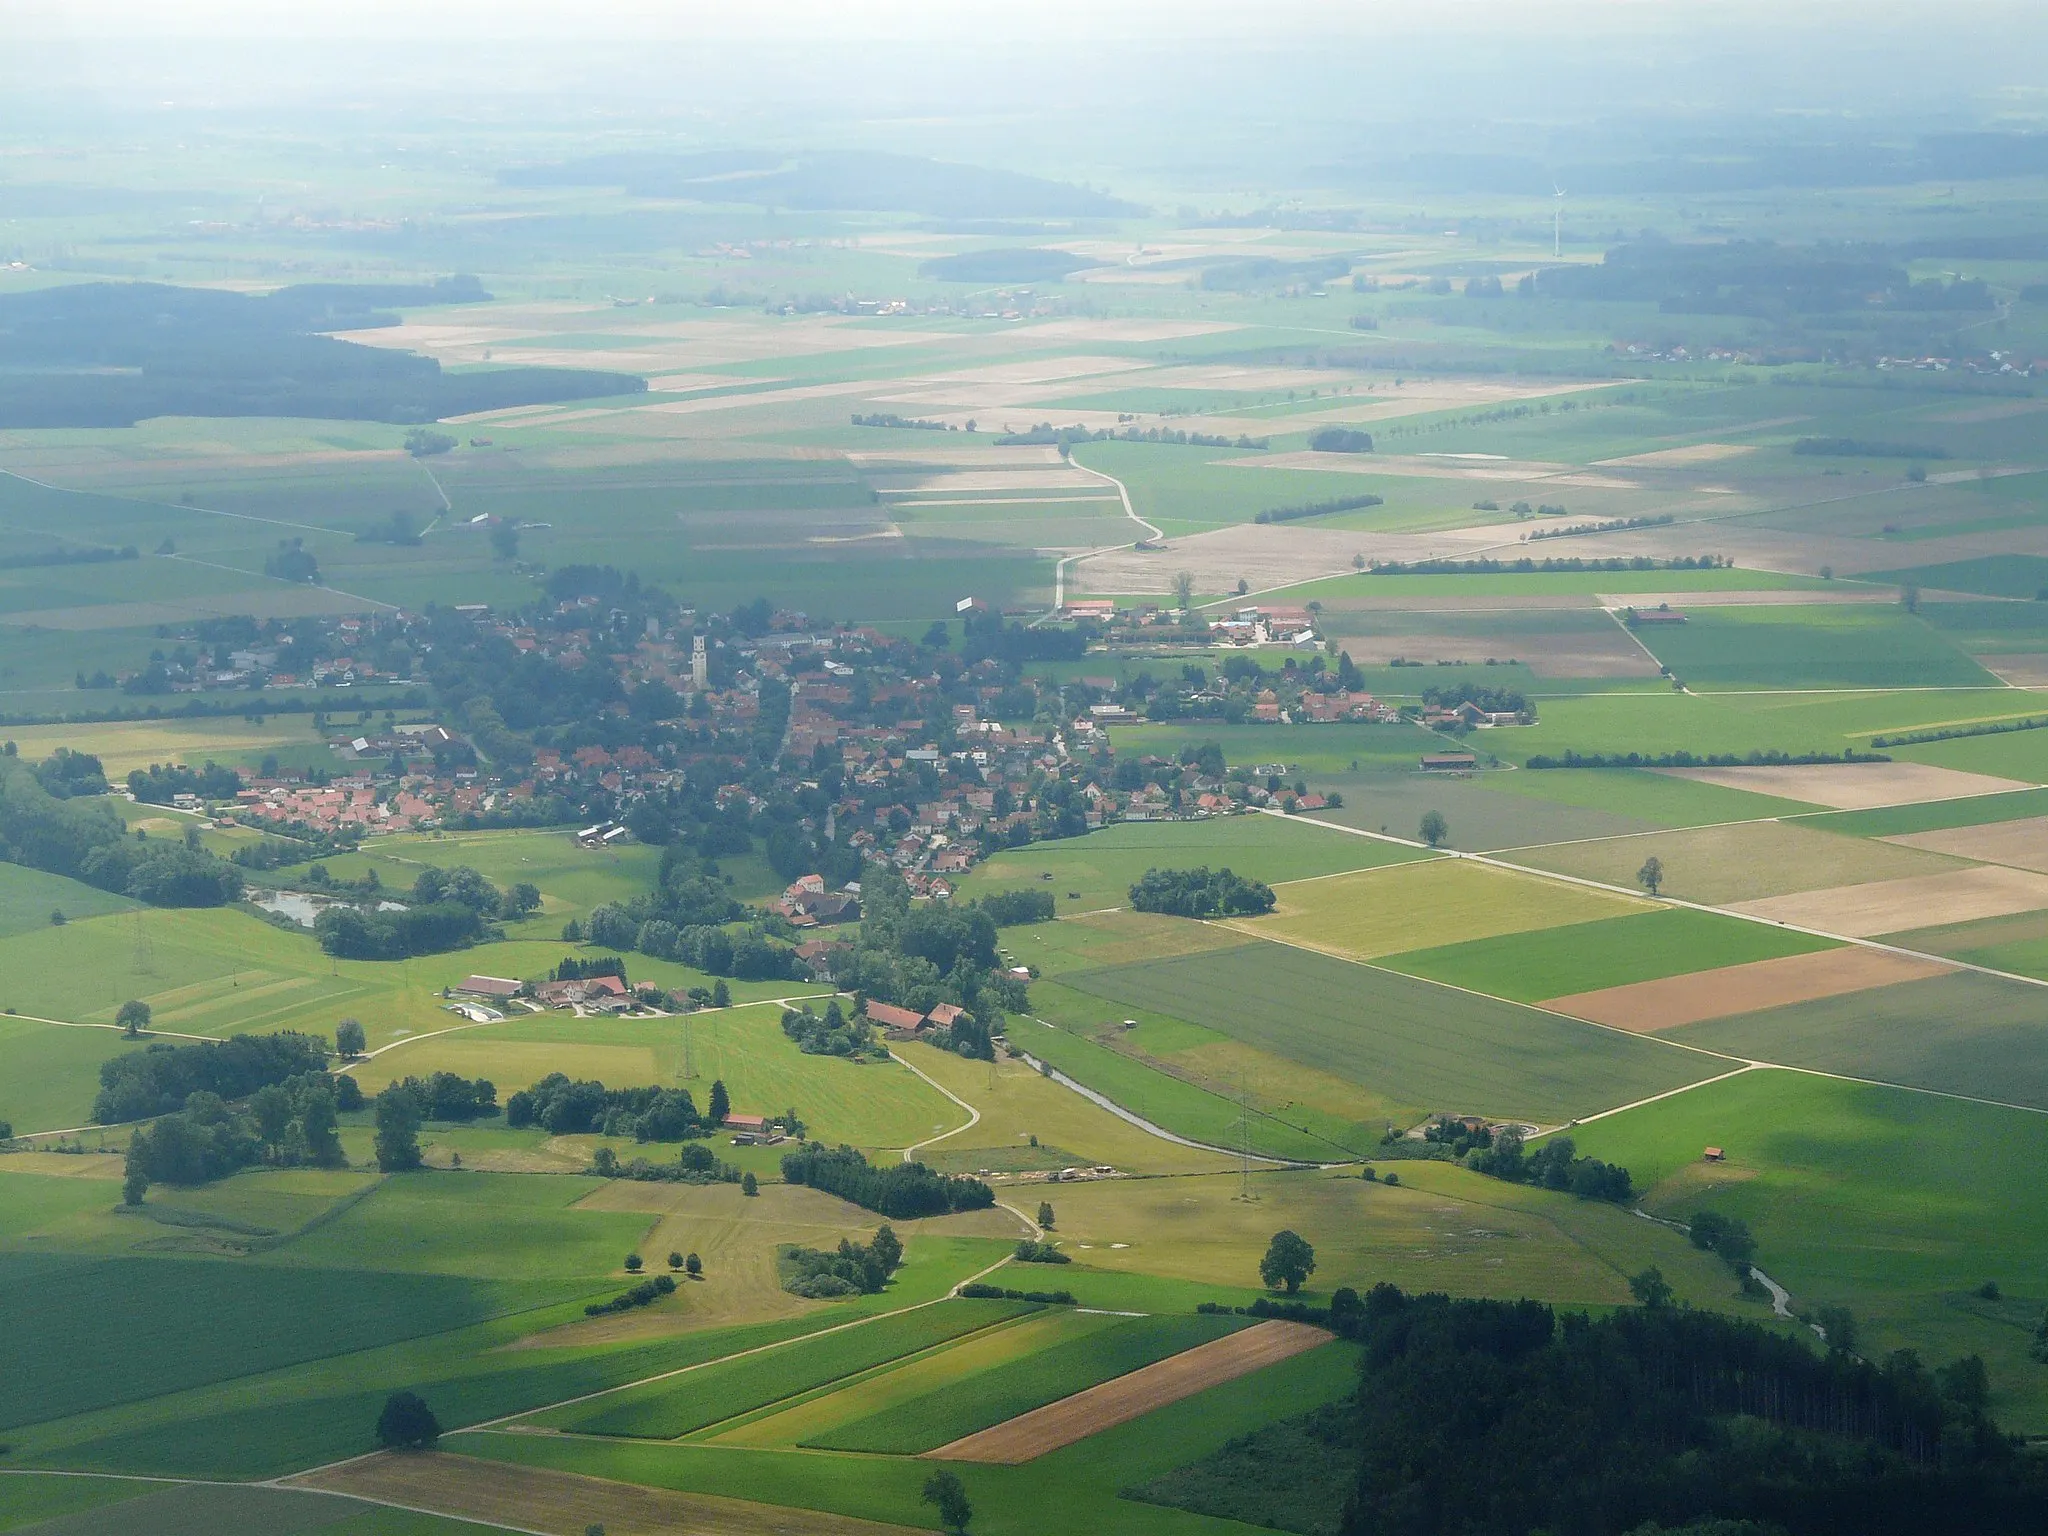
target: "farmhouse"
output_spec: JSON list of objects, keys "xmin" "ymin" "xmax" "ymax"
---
[
  {"xmin": 535, "ymin": 975, "xmax": 631, "ymax": 1010},
  {"xmin": 1421, "ymin": 751, "xmax": 1479, "ymax": 772},
  {"xmin": 864, "ymin": 1001, "xmax": 929, "ymax": 1033}
]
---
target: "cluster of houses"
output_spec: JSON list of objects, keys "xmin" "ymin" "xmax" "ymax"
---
[{"xmin": 447, "ymin": 972, "xmax": 636, "ymax": 1019}]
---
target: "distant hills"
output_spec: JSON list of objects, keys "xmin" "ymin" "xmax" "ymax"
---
[
  {"xmin": 503, "ymin": 150, "xmax": 1141, "ymax": 220},
  {"xmin": 0, "ymin": 281, "xmax": 644, "ymax": 428}
]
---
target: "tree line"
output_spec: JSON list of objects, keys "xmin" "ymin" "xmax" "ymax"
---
[
  {"xmin": 1129, "ymin": 866, "xmax": 1278, "ymax": 918},
  {"xmin": 780, "ymin": 1143, "xmax": 994, "ymax": 1219}
]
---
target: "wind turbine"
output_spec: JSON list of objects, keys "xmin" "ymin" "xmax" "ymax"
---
[{"xmin": 1552, "ymin": 183, "xmax": 1566, "ymax": 259}]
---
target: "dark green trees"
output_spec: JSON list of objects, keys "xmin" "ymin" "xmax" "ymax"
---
[{"xmin": 1261, "ymin": 1230, "xmax": 1317, "ymax": 1294}]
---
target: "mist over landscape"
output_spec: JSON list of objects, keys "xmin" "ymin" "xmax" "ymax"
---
[{"xmin": 4, "ymin": 4, "xmax": 2048, "ymax": 1535}]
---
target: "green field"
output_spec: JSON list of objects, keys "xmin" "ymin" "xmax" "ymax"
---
[
  {"xmin": 0, "ymin": 1016, "xmax": 150, "ymax": 1134},
  {"xmin": 1380, "ymin": 907, "xmax": 1839, "ymax": 1002},
  {"xmin": 454, "ymin": 1337, "xmax": 1365, "ymax": 1536},
  {"xmin": 1626, "ymin": 606, "xmax": 1996, "ymax": 691},
  {"xmin": 1065, "ymin": 940, "xmax": 1727, "ymax": 1124},
  {"xmin": 1571, "ymin": 1067, "xmax": 2048, "ymax": 1428},
  {"xmin": 1253, "ymin": 857, "xmax": 1645, "ymax": 959},
  {"xmin": 1479, "ymin": 765, "xmax": 1824, "ymax": 831},
  {"xmin": 806, "ymin": 1311, "xmax": 1247, "ymax": 1452},
  {"xmin": 554, "ymin": 1297, "xmax": 1038, "ymax": 1438},
  {"xmin": 956, "ymin": 814, "xmax": 1429, "ymax": 915},
  {"xmin": 0, "ymin": 862, "xmax": 137, "ymax": 938},
  {"xmin": 0, "ymin": 1477, "xmax": 510, "ymax": 1536},
  {"xmin": 1794, "ymin": 784, "xmax": 2048, "ymax": 838},
  {"xmin": 1671, "ymin": 970, "xmax": 2048, "ymax": 1110}
]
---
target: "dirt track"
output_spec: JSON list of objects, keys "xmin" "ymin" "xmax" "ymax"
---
[
  {"xmin": 290, "ymin": 1450, "xmax": 924, "ymax": 1536},
  {"xmin": 922, "ymin": 1319, "xmax": 1330, "ymax": 1464}
]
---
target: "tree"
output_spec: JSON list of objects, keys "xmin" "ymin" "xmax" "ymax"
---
[
  {"xmin": 375, "ymin": 1390, "xmax": 441, "ymax": 1450},
  {"xmin": 1037, "ymin": 1201, "xmax": 1056, "ymax": 1230},
  {"xmin": 116, "ymin": 999, "xmax": 151, "ymax": 1038},
  {"xmin": 669, "ymin": 1250, "xmax": 684, "ymax": 1270},
  {"xmin": 685, "ymin": 1252, "xmax": 702, "ymax": 1279},
  {"xmin": 1636, "ymin": 855, "xmax": 1664, "ymax": 897},
  {"xmin": 624, "ymin": 1253, "xmax": 643, "ymax": 1273},
  {"xmin": 1901, "ymin": 581, "xmax": 1921, "ymax": 613},
  {"xmin": 49, "ymin": 908, "xmax": 65, "ymax": 926},
  {"xmin": 708, "ymin": 1078, "xmax": 731, "ymax": 1124},
  {"xmin": 1172, "ymin": 570, "xmax": 1195, "ymax": 613},
  {"xmin": 1815, "ymin": 1302, "xmax": 1857, "ymax": 1357},
  {"xmin": 373, "ymin": 1087, "xmax": 422, "ymax": 1172},
  {"xmin": 1259, "ymin": 1229, "xmax": 1316, "ymax": 1294},
  {"xmin": 1629, "ymin": 1267, "xmax": 1673, "ymax": 1309},
  {"xmin": 742, "ymin": 1170, "xmax": 759, "ymax": 1196},
  {"xmin": 711, "ymin": 979, "xmax": 731, "ymax": 1008},
  {"xmin": 489, "ymin": 521, "xmax": 520, "ymax": 561},
  {"xmin": 922, "ymin": 1469, "xmax": 973, "ymax": 1536},
  {"xmin": 334, "ymin": 1017, "xmax": 367, "ymax": 1058},
  {"xmin": 123, "ymin": 1165, "xmax": 148, "ymax": 1206},
  {"xmin": 1418, "ymin": 810, "xmax": 1449, "ymax": 848}
]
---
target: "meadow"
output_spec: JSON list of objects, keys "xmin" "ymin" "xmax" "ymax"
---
[{"xmin": 1570, "ymin": 1066, "xmax": 2048, "ymax": 1428}]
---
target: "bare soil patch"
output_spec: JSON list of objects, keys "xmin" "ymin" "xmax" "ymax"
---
[
  {"xmin": 1596, "ymin": 588, "xmax": 1898, "ymax": 609},
  {"xmin": 924, "ymin": 1319, "xmax": 1330, "ymax": 1463},
  {"xmin": 1975, "ymin": 654, "xmax": 2048, "ymax": 688},
  {"xmin": 1654, "ymin": 762, "xmax": 2031, "ymax": 811},
  {"xmin": 1544, "ymin": 947, "xmax": 1951, "ymax": 1032},
  {"xmin": 291, "ymin": 1451, "xmax": 923, "ymax": 1536},
  {"xmin": 1889, "ymin": 815, "xmax": 2048, "ymax": 872},
  {"xmin": 1728, "ymin": 865, "xmax": 2048, "ymax": 936}
]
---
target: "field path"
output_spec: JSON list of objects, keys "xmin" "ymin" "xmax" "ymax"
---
[
  {"xmin": 922, "ymin": 1318, "xmax": 1330, "ymax": 1463},
  {"xmin": 1046, "ymin": 452, "xmax": 1163, "ymax": 613}
]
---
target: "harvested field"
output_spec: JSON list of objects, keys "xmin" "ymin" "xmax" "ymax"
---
[
  {"xmin": 1228, "ymin": 451, "xmax": 1641, "ymax": 490},
  {"xmin": 1654, "ymin": 761, "xmax": 2032, "ymax": 810},
  {"xmin": 292, "ymin": 1450, "xmax": 924, "ymax": 1536},
  {"xmin": 1248, "ymin": 858, "xmax": 1646, "ymax": 961},
  {"xmin": 923, "ymin": 1319, "xmax": 1330, "ymax": 1463},
  {"xmin": 1728, "ymin": 865, "xmax": 2048, "ymax": 936},
  {"xmin": 1507, "ymin": 820, "xmax": 1963, "ymax": 905},
  {"xmin": 1324, "ymin": 623, "xmax": 1660, "ymax": 678},
  {"xmin": 1596, "ymin": 442, "xmax": 1758, "ymax": 468},
  {"xmin": 1888, "ymin": 815, "xmax": 2048, "ymax": 872},
  {"xmin": 1544, "ymin": 947, "xmax": 1953, "ymax": 1032},
  {"xmin": 1975, "ymin": 655, "xmax": 2048, "ymax": 687}
]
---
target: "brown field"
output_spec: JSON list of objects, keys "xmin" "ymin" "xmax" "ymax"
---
[
  {"xmin": 1595, "ymin": 442, "xmax": 1758, "ymax": 468},
  {"xmin": 1507, "ymin": 821, "xmax": 1962, "ymax": 905},
  {"xmin": 1727, "ymin": 864, "xmax": 2048, "ymax": 936},
  {"xmin": 1323, "ymin": 623, "xmax": 1660, "ymax": 679},
  {"xmin": 923, "ymin": 1319, "xmax": 1331, "ymax": 1464},
  {"xmin": 1975, "ymin": 655, "xmax": 2048, "ymax": 688},
  {"xmin": 1543, "ymin": 947, "xmax": 1952, "ymax": 1032},
  {"xmin": 1889, "ymin": 815, "xmax": 2048, "ymax": 872},
  {"xmin": 291, "ymin": 1451, "xmax": 924, "ymax": 1536},
  {"xmin": 1653, "ymin": 761, "xmax": 2032, "ymax": 810}
]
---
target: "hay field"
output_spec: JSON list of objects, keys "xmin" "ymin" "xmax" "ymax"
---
[
  {"xmin": 1504, "ymin": 820, "xmax": 1964, "ymax": 905},
  {"xmin": 1245, "ymin": 858, "xmax": 1646, "ymax": 961},
  {"xmin": 1655, "ymin": 760, "xmax": 2031, "ymax": 810},
  {"xmin": 923, "ymin": 1319, "xmax": 1325, "ymax": 1464},
  {"xmin": 1544, "ymin": 947, "xmax": 1951, "ymax": 1032},
  {"xmin": 1726, "ymin": 864, "xmax": 2048, "ymax": 936},
  {"xmin": 0, "ymin": 717, "xmax": 330, "ymax": 776},
  {"xmin": 1887, "ymin": 815, "xmax": 2048, "ymax": 872}
]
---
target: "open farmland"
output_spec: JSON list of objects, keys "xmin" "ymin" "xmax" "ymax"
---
[
  {"xmin": 922, "ymin": 1319, "xmax": 1323, "ymax": 1464},
  {"xmin": 1543, "ymin": 946, "xmax": 1951, "ymax": 1031},
  {"xmin": 1064, "ymin": 939, "xmax": 1726, "ymax": 1124},
  {"xmin": 1380, "ymin": 907, "xmax": 1838, "ymax": 1003},
  {"xmin": 810, "ymin": 1312, "xmax": 1250, "ymax": 1454},
  {"xmin": 1625, "ymin": 606, "xmax": 1998, "ymax": 690},
  {"xmin": 1244, "ymin": 857, "xmax": 1646, "ymax": 960},
  {"xmin": 954, "ymin": 813, "xmax": 1428, "ymax": 916}
]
